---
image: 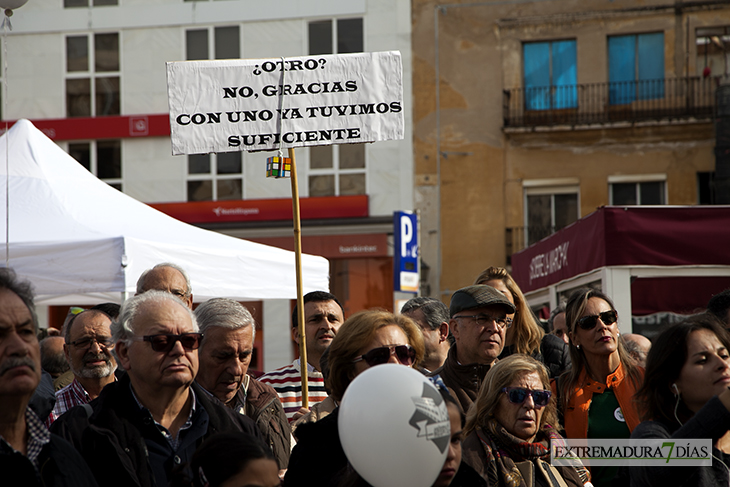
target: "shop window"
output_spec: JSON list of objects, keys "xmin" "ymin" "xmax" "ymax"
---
[
  {"xmin": 185, "ymin": 26, "xmax": 242, "ymax": 201},
  {"xmin": 609, "ymin": 175, "xmax": 666, "ymax": 205},
  {"xmin": 65, "ymin": 33, "xmax": 120, "ymax": 117},
  {"xmin": 524, "ymin": 182, "xmax": 579, "ymax": 245},
  {"xmin": 67, "ymin": 140, "xmax": 122, "ymax": 191},
  {"xmin": 608, "ymin": 33, "xmax": 664, "ymax": 105},
  {"xmin": 308, "ymin": 18, "xmax": 365, "ymax": 196},
  {"xmin": 523, "ymin": 39, "xmax": 577, "ymax": 110}
]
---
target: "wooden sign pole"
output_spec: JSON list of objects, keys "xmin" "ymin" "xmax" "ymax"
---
[{"xmin": 288, "ymin": 147, "xmax": 308, "ymax": 408}]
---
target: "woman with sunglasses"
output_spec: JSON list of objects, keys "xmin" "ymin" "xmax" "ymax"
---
[
  {"xmin": 474, "ymin": 266, "xmax": 571, "ymax": 378},
  {"xmin": 630, "ymin": 314, "xmax": 730, "ymax": 487},
  {"xmin": 285, "ymin": 309, "xmax": 424, "ymax": 487},
  {"xmin": 558, "ymin": 287, "xmax": 643, "ymax": 487},
  {"xmin": 461, "ymin": 354, "xmax": 589, "ymax": 486}
]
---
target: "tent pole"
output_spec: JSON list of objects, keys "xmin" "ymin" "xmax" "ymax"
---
[{"xmin": 289, "ymin": 147, "xmax": 308, "ymax": 409}]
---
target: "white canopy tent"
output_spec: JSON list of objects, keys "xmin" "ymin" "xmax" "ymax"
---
[{"xmin": 0, "ymin": 119, "xmax": 330, "ymax": 305}]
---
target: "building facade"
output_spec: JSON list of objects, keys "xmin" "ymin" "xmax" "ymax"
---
[
  {"xmin": 8, "ymin": 0, "xmax": 413, "ymax": 371},
  {"xmin": 413, "ymin": 0, "xmax": 730, "ymax": 306}
]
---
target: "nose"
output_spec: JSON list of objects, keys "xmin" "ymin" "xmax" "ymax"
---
[
  {"xmin": 386, "ymin": 347, "xmax": 401, "ymax": 365},
  {"xmin": 88, "ymin": 338, "xmax": 103, "ymax": 353},
  {"xmin": 168, "ymin": 338, "xmax": 186, "ymax": 356},
  {"xmin": 228, "ymin": 358, "xmax": 244, "ymax": 377},
  {"xmin": 716, "ymin": 355, "xmax": 730, "ymax": 371},
  {"xmin": 5, "ymin": 330, "xmax": 30, "ymax": 357},
  {"xmin": 523, "ymin": 393, "xmax": 536, "ymax": 410}
]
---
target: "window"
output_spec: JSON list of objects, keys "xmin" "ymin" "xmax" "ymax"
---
[
  {"xmin": 65, "ymin": 33, "xmax": 120, "ymax": 117},
  {"xmin": 65, "ymin": 0, "xmax": 117, "ymax": 6},
  {"xmin": 523, "ymin": 39, "xmax": 577, "ymax": 110},
  {"xmin": 307, "ymin": 18, "xmax": 365, "ymax": 196},
  {"xmin": 608, "ymin": 33, "xmax": 664, "ymax": 105},
  {"xmin": 608, "ymin": 175, "xmax": 666, "ymax": 205},
  {"xmin": 524, "ymin": 180, "xmax": 579, "ymax": 245},
  {"xmin": 185, "ymin": 27, "xmax": 242, "ymax": 201},
  {"xmin": 696, "ymin": 27, "xmax": 730, "ymax": 78},
  {"xmin": 697, "ymin": 171, "xmax": 716, "ymax": 205},
  {"xmin": 67, "ymin": 140, "xmax": 122, "ymax": 191}
]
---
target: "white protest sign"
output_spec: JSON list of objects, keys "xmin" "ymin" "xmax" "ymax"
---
[{"xmin": 166, "ymin": 51, "xmax": 404, "ymax": 155}]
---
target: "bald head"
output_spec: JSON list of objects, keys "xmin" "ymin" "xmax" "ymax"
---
[
  {"xmin": 622, "ymin": 333, "xmax": 651, "ymax": 367},
  {"xmin": 136, "ymin": 264, "xmax": 193, "ymax": 308}
]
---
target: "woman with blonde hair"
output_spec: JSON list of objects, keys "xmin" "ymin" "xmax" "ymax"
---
[
  {"xmin": 461, "ymin": 354, "xmax": 589, "ymax": 486},
  {"xmin": 285, "ymin": 310, "xmax": 425, "ymax": 487},
  {"xmin": 475, "ymin": 266, "xmax": 570, "ymax": 377},
  {"xmin": 559, "ymin": 287, "xmax": 643, "ymax": 487}
]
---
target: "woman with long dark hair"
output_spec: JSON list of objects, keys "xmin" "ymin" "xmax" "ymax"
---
[{"xmin": 631, "ymin": 313, "xmax": 730, "ymax": 486}]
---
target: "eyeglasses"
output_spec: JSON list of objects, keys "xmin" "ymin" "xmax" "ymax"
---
[
  {"xmin": 502, "ymin": 387, "xmax": 552, "ymax": 408},
  {"xmin": 577, "ymin": 310, "xmax": 618, "ymax": 331},
  {"xmin": 131, "ymin": 333, "xmax": 204, "ymax": 353},
  {"xmin": 353, "ymin": 344, "xmax": 416, "ymax": 367},
  {"xmin": 453, "ymin": 313, "xmax": 512, "ymax": 329},
  {"xmin": 68, "ymin": 335, "xmax": 115, "ymax": 350}
]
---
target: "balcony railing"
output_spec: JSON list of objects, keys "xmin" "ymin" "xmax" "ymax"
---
[{"xmin": 503, "ymin": 76, "xmax": 720, "ymax": 128}]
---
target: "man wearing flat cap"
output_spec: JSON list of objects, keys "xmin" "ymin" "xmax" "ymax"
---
[{"xmin": 431, "ymin": 285, "xmax": 515, "ymax": 414}]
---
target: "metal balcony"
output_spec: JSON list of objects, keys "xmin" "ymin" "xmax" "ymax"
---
[{"xmin": 503, "ymin": 76, "xmax": 720, "ymax": 129}]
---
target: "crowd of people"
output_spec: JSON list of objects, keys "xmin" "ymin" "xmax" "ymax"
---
[{"xmin": 3, "ymin": 262, "xmax": 730, "ymax": 486}]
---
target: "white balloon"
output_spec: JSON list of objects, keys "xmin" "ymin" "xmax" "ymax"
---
[
  {"xmin": 0, "ymin": 0, "xmax": 27, "ymax": 10},
  {"xmin": 339, "ymin": 364, "xmax": 450, "ymax": 487}
]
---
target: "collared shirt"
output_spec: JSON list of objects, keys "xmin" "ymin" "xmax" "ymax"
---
[
  {"xmin": 130, "ymin": 384, "xmax": 197, "ymax": 451},
  {"xmin": 46, "ymin": 378, "xmax": 90, "ymax": 427},
  {"xmin": 259, "ymin": 358, "xmax": 327, "ymax": 422},
  {"xmin": 0, "ymin": 407, "xmax": 51, "ymax": 473}
]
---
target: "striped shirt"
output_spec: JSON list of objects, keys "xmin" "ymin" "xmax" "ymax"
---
[{"xmin": 259, "ymin": 358, "xmax": 327, "ymax": 423}]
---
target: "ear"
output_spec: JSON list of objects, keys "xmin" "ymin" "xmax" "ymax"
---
[
  {"xmin": 291, "ymin": 326, "xmax": 300, "ymax": 345},
  {"xmin": 115, "ymin": 341, "xmax": 132, "ymax": 371},
  {"xmin": 438, "ymin": 322, "xmax": 449, "ymax": 343},
  {"xmin": 569, "ymin": 331, "xmax": 579, "ymax": 348},
  {"xmin": 185, "ymin": 293, "xmax": 194, "ymax": 309},
  {"xmin": 449, "ymin": 319, "xmax": 460, "ymax": 341},
  {"xmin": 63, "ymin": 343, "xmax": 71, "ymax": 363}
]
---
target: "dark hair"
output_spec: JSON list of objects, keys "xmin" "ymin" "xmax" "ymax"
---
[
  {"xmin": 191, "ymin": 432, "xmax": 276, "ymax": 486},
  {"xmin": 291, "ymin": 291, "xmax": 344, "ymax": 328},
  {"xmin": 635, "ymin": 313, "xmax": 730, "ymax": 428},
  {"xmin": 561, "ymin": 287, "xmax": 642, "ymax": 409},
  {"xmin": 707, "ymin": 289, "xmax": 730, "ymax": 324},
  {"xmin": 90, "ymin": 302, "xmax": 121, "ymax": 320},
  {"xmin": 40, "ymin": 337, "xmax": 70, "ymax": 376},
  {"xmin": 0, "ymin": 267, "xmax": 37, "ymax": 332},
  {"xmin": 400, "ymin": 297, "xmax": 449, "ymax": 331}
]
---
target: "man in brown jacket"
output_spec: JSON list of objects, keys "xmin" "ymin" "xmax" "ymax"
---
[{"xmin": 194, "ymin": 298, "xmax": 291, "ymax": 470}]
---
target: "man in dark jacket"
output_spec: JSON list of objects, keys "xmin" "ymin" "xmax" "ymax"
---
[
  {"xmin": 194, "ymin": 298, "xmax": 291, "ymax": 470},
  {"xmin": 0, "ymin": 267, "xmax": 97, "ymax": 487},
  {"xmin": 51, "ymin": 290, "xmax": 261, "ymax": 487},
  {"xmin": 431, "ymin": 285, "xmax": 515, "ymax": 414}
]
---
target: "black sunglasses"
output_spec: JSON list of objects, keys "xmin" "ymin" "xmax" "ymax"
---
[
  {"xmin": 577, "ymin": 310, "xmax": 618, "ymax": 330},
  {"xmin": 502, "ymin": 387, "xmax": 551, "ymax": 408},
  {"xmin": 353, "ymin": 344, "xmax": 416, "ymax": 367},
  {"xmin": 132, "ymin": 333, "xmax": 204, "ymax": 353}
]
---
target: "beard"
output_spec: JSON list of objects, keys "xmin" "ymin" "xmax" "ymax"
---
[{"xmin": 71, "ymin": 352, "xmax": 117, "ymax": 379}]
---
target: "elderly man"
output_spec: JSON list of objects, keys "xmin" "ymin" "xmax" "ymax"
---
[
  {"xmin": 195, "ymin": 298, "xmax": 291, "ymax": 469},
  {"xmin": 431, "ymin": 284, "xmax": 515, "ymax": 413},
  {"xmin": 46, "ymin": 309, "xmax": 117, "ymax": 425},
  {"xmin": 0, "ymin": 268, "xmax": 97, "ymax": 486},
  {"xmin": 401, "ymin": 296, "xmax": 451, "ymax": 372},
  {"xmin": 548, "ymin": 303, "xmax": 569, "ymax": 344},
  {"xmin": 51, "ymin": 290, "xmax": 260, "ymax": 487},
  {"xmin": 260, "ymin": 290, "xmax": 344, "ymax": 422},
  {"xmin": 136, "ymin": 262, "xmax": 193, "ymax": 308},
  {"xmin": 622, "ymin": 333, "xmax": 652, "ymax": 368}
]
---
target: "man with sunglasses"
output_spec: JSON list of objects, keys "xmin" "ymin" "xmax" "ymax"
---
[
  {"xmin": 432, "ymin": 284, "xmax": 516, "ymax": 414},
  {"xmin": 46, "ymin": 309, "xmax": 117, "ymax": 426},
  {"xmin": 51, "ymin": 290, "xmax": 261, "ymax": 487}
]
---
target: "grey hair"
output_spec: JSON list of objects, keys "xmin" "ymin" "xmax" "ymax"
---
[
  {"xmin": 135, "ymin": 262, "xmax": 192, "ymax": 296},
  {"xmin": 194, "ymin": 298, "xmax": 256, "ymax": 345},
  {"xmin": 547, "ymin": 302, "xmax": 567, "ymax": 332},
  {"xmin": 400, "ymin": 297, "xmax": 449, "ymax": 331},
  {"xmin": 0, "ymin": 267, "xmax": 38, "ymax": 333},
  {"xmin": 64, "ymin": 309, "xmax": 111, "ymax": 343},
  {"xmin": 112, "ymin": 290, "xmax": 199, "ymax": 350}
]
